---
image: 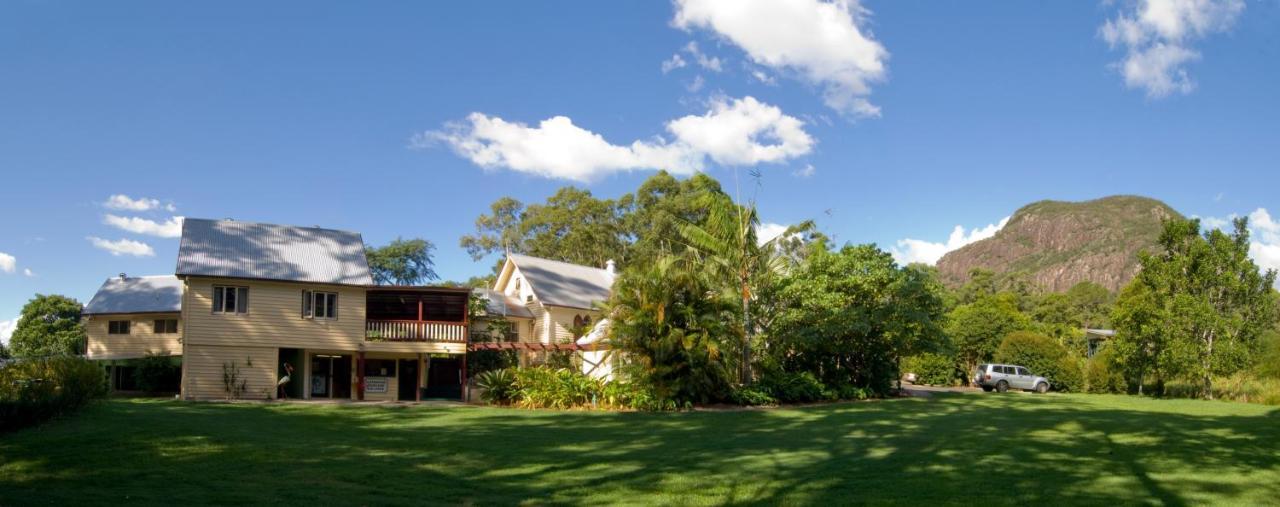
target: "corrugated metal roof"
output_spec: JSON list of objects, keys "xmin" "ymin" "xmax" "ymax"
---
[
  {"xmin": 176, "ymin": 218, "xmax": 373, "ymax": 285},
  {"xmin": 509, "ymin": 254, "xmax": 613, "ymax": 310},
  {"xmin": 83, "ymin": 275, "xmax": 183, "ymax": 315},
  {"xmin": 473, "ymin": 288, "xmax": 534, "ymax": 319}
]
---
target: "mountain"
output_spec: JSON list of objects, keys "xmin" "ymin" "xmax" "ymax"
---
[{"xmin": 936, "ymin": 195, "xmax": 1181, "ymax": 293}]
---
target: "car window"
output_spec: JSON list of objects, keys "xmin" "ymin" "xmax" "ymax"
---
[
  {"xmin": 977, "ymin": 364, "xmax": 988, "ymax": 374},
  {"xmin": 1017, "ymin": 367, "xmax": 1029, "ymax": 376}
]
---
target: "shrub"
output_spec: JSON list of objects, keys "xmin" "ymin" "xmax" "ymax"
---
[
  {"xmin": 1086, "ymin": 347, "xmax": 1126, "ymax": 394},
  {"xmin": 835, "ymin": 385, "xmax": 873, "ymax": 401},
  {"xmin": 467, "ymin": 350, "xmax": 518, "ymax": 378},
  {"xmin": 731, "ymin": 385, "xmax": 777, "ymax": 406},
  {"xmin": 758, "ymin": 371, "xmax": 831, "ymax": 403},
  {"xmin": 995, "ymin": 331, "xmax": 1083, "ymax": 392},
  {"xmin": 511, "ymin": 367, "xmax": 604, "ymax": 409},
  {"xmin": 476, "ymin": 369, "xmax": 517, "ymax": 405},
  {"xmin": 133, "ymin": 354, "xmax": 181, "ymax": 393},
  {"xmin": 903, "ymin": 353, "xmax": 955, "ymax": 386},
  {"xmin": 0, "ymin": 356, "xmax": 107, "ymax": 433}
]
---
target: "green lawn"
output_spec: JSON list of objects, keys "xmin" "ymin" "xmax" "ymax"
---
[{"xmin": 2, "ymin": 393, "xmax": 1277, "ymax": 505}]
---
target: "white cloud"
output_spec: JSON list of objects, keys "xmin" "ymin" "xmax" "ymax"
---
[
  {"xmin": 0, "ymin": 316, "xmax": 18, "ymax": 347},
  {"xmin": 891, "ymin": 216, "xmax": 1012, "ymax": 266},
  {"xmin": 757, "ymin": 222, "xmax": 790, "ymax": 245},
  {"xmin": 793, "ymin": 163, "xmax": 816, "ymax": 178},
  {"xmin": 87, "ymin": 237, "xmax": 155, "ymax": 257},
  {"xmin": 1248, "ymin": 208, "xmax": 1280, "ymax": 244},
  {"xmin": 673, "ymin": 0, "xmax": 889, "ymax": 117},
  {"xmin": 687, "ymin": 74, "xmax": 706, "ymax": 92},
  {"xmin": 1100, "ymin": 0, "xmax": 1244, "ymax": 98},
  {"xmin": 104, "ymin": 194, "xmax": 162, "ymax": 211},
  {"xmin": 0, "ymin": 252, "xmax": 13, "ymax": 274},
  {"xmin": 662, "ymin": 53, "xmax": 688, "ymax": 74},
  {"xmin": 683, "ymin": 41, "xmax": 723, "ymax": 72},
  {"xmin": 104, "ymin": 214, "xmax": 184, "ymax": 238},
  {"xmin": 23, "ymin": 268, "xmax": 34, "ymax": 277},
  {"xmin": 424, "ymin": 96, "xmax": 814, "ymax": 182}
]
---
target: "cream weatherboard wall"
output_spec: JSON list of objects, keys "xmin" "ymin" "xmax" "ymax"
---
[
  {"xmin": 85, "ymin": 313, "xmax": 183, "ymax": 360},
  {"xmin": 183, "ymin": 343, "xmax": 278, "ymax": 400}
]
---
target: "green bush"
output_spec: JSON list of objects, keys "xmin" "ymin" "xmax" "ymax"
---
[
  {"xmin": 1086, "ymin": 347, "xmax": 1126, "ymax": 394},
  {"xmin": 903, "ymin": 353, "xmax": 955, "ymax": 386},
  {"xmin": 731, "ymin": 385, "xmax": 777, "ymax": 406},
  {"xmin": 0, "ymin": 356, "xmax": 107, "ymax": 433},
  {"xmin": 511, "ymin": 367, "xmax": 604, "ymax": 409},
  {"xmin": 476, "ymin": 369, "xmax": 517, "ymax": 405},
  {"xmin": 995, "ymin": 331, "xmax": 1083, "ymax": 392},
  {"xmin": 133, "ymin": 354, "xmax": 181, "ymax": 393},
  {"xmin": 758, "ymin": 371, "xmax": 831, "ymax": 403},
  {"xmin": 833, "ymin": 384, "xmax": 873, "ymax": 401}
]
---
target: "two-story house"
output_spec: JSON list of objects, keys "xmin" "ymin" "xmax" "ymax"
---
[{"xmin": 85, "ymin": 218, "xmax": 471, "ymax": 401}]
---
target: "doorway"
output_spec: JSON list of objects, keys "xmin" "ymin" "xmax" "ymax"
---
[
  {"xmin": 397, "ymin": 359, "xmax": 419, "ymax": 401},
  {"xmin": 310, "ymin": 354, "xmax": 352, "ymax": 399},
  {"xmin": 423, "ymin": 356, "xmax": 461, "ymax": 399}
]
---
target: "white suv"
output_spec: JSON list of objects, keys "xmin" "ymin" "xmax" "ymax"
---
[{"xmin": 974, "ymin": 363, "xmax": 1050, "ymax": 393}]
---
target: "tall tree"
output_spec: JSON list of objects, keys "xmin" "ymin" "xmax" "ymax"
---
[
  {"xmin": 9, "ymin": 295, "xmax": 84, "ymax": 358},
  {"xmin": 460, "ymin": 187, "xmax": 628, "ymax": 268},
  {"xmin": 1119, "ymin": 218, "xmax": 1278, "ymax": 398},
  {"xmin": 947, "ymin": 292, "xmax": 1033, "ymax": 380},
  {"xmin": 365, "ymin": 238, "xmax": 438, "ymax": 285}
]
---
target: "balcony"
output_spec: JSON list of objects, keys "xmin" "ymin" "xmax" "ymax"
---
[
  {"xmin": 365, "ymin": 287, "xmax": 471, "ymax": 343},
  {"xmin": 366, "ymin": 320, "xmax": 467, "ymax": 342}
]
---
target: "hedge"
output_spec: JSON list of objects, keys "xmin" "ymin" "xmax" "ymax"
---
[{"xmin": 1, "ymin": 356, "xmax": 107, "ymax": 433}]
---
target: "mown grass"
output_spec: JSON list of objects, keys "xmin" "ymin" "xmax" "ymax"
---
[{"xmin": 1, "ymin": 393, "xmax": 1277, "ymax": 505}]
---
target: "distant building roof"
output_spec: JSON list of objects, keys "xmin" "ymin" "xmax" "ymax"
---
[
  {"xmin": 83, "ymin": 275, "xmax": 183, "ymax": 315},
  {"xmin": 508, "ymin": 254, "xmax": 613, "ymax": 310},
  {"xmin": 1085, "ymin": 328, "xmax": 1116, "ymax": 339},
  {"xmin": 473, "ymin": 288, "xmax": 534, "ymax": 319},
  {"xmin": 176, "ymin": 218, "xmax": 373, "ymax": 285}
]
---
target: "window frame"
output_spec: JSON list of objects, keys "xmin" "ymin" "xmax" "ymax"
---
[
  {"xmin": 302, "ymin": 290, "xmax": 339, "ymax": 320},
  {"xmin": 108, "ymin": 320, "xmax": 130, "ymax": 334},
  {"xmin": 153, "ymin": 319, "xmax": 179, "ymax": 334},
  {"xmin": 212, "ymin": 285, "xmax": 249, "ymax": 315}
]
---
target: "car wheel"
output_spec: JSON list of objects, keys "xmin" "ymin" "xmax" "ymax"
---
[
  {"xmin": 996, "ymin": 380, "xmax": 1008, "ymax": 393},
  {"xmin": 982, "ymin": 386, "xmax": 993, "ymax": 392},
  {"xmin": 1035, "ymin": 382, "xmax": 1048, "ymax": 394}
]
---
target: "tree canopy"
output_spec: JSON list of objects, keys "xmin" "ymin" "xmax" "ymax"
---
[
  {"xmin": 9, "ymin": 295, "xmax": 85, "ymax": 358},
  {"xmin": 366, "ymin": 238, "xmax": 438, "ymax": 285}
]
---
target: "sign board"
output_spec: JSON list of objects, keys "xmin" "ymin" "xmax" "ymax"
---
[{"xmin": 366, "ymin": 377, "xmax": 389, "ymax": 394}]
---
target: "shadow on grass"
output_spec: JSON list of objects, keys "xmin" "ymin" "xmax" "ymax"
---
[{"xmin": 1, "ymin": 394, "xmax": 1277, "ymax": 505}]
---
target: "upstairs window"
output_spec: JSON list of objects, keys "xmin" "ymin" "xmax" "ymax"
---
[
  {"xmin": 108, "ymin": 320, "xmax": 130, "ymax": 334},
  {"xmin": 153, "ymin": 319, "xmax": 179, "ymax": 334},
  {"xmin": 212, "ymin": 286, "xmax": 249, "ymax": 314},
  {"xmin": 302, "ymin": 290, "xmax": 338, "ymax": 319}
]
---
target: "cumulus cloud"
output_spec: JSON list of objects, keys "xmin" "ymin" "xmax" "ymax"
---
[
  {"xmin": 103, "ymin": 194, "xmax": 174, "ymax": 212},
  {"xmin": 87, "ymin": 237, "xmax": 155, "ymax": 257},
  {"xmin": 0, "ymin": 316, "xmax": 18, "ymax": 347},
  {"xmin": 891, "ymin": 216, "xmax": 1012, "ymax": 266},
  {"xmin": 23, "ymin": 268, "xmax": 35, "ymax": 277},
  {"xmin": 1100, "ymin": 0, "xmax": 1244, "ymax": 98},
  {"xmin": 424, "ymin": 96, "xmax": 814, "ymax": 182},
  {"xmin": 683, "ymin": 41, "xmax": 723, "ymax": 72},
  {"xmin": 673, "ymin": 0, "xmax": 889, "ymax": 117},
  {"xmin": 793, "ymin": 164, "xmax": 816, "ymax": 178},
  {"xmin": 0, "ymin": 252, "xmax": 13, "ymax": 274},
  {"xmin": 104, "ymin": 214, "xmax": 184, "ymax": 238}
]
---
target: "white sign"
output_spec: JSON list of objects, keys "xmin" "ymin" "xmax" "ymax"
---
[{"xmin": 366, "ymin": 377, "xmax": 389, "ymax": 393}]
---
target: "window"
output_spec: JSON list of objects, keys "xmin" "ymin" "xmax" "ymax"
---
[
  {"xmin": 108, "ymin": 320, "xmax": 130, "ymax": 334},
  {"xmin": 302, "ymin": 291, "xmax": 338, "ymax": 319},
  {"xmin": 153, "ymin": 319, "xmax": 178, "ymax": 334},
  {"xmin": 1016, "ymin": 367, "xmax": 1029, "ymax": 376},
  {"xmin": 213, "ymin": 286, "xmax": 249, "ymax": 314}
]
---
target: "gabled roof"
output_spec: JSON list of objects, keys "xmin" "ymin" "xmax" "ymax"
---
[
  {"xmin": 176, "ymin": 218, "xmax": 373, "ymax": 285},
  {"xmin": 505, "ymin": 254, "xmax": 613, "ymax": 310},
  {"xmin": 473, "ymin": 288, "xmax": 534, "ymax": 319},
  {"xmin": 83, "ymin": 275, "xmax": 183, "ymax": 315}
]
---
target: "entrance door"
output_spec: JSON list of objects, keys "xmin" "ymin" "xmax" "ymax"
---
[
  {"xmin": 310, "ymin": 354, "xmax": 353, "ymax": 399},
  {"xmin": 423, "ymin": 357, "xmax": 461, "ymax": 399},
  {"xmin": 397, "ymin": 359, "xmax": 419, "ymax": 401}
]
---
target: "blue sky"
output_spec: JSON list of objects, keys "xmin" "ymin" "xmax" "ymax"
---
[{"xmin": 2, "ymin": 1, "xmax": 1278, "ymax": 342}]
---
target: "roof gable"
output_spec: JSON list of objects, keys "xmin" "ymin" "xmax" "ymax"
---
[
  {"xmin": 506, "ymin": 254, "xmax": 613, "ymax": 310},
  {"xmin": 176, "ymin": 218, "xmax": 373, "ymax": 285},
  {"xmin": 83, "ymin": 275, "xmax": 183, "ymax": 315}
]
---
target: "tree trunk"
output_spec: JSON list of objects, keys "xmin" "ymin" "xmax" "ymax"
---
[
  {"xmin": 741, "ymin": 285, "xmax": 752, "ymax": 385},
  {"xmin": 1203, "ymin": 331, "xmax": 1215, "ymax": 400}
]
